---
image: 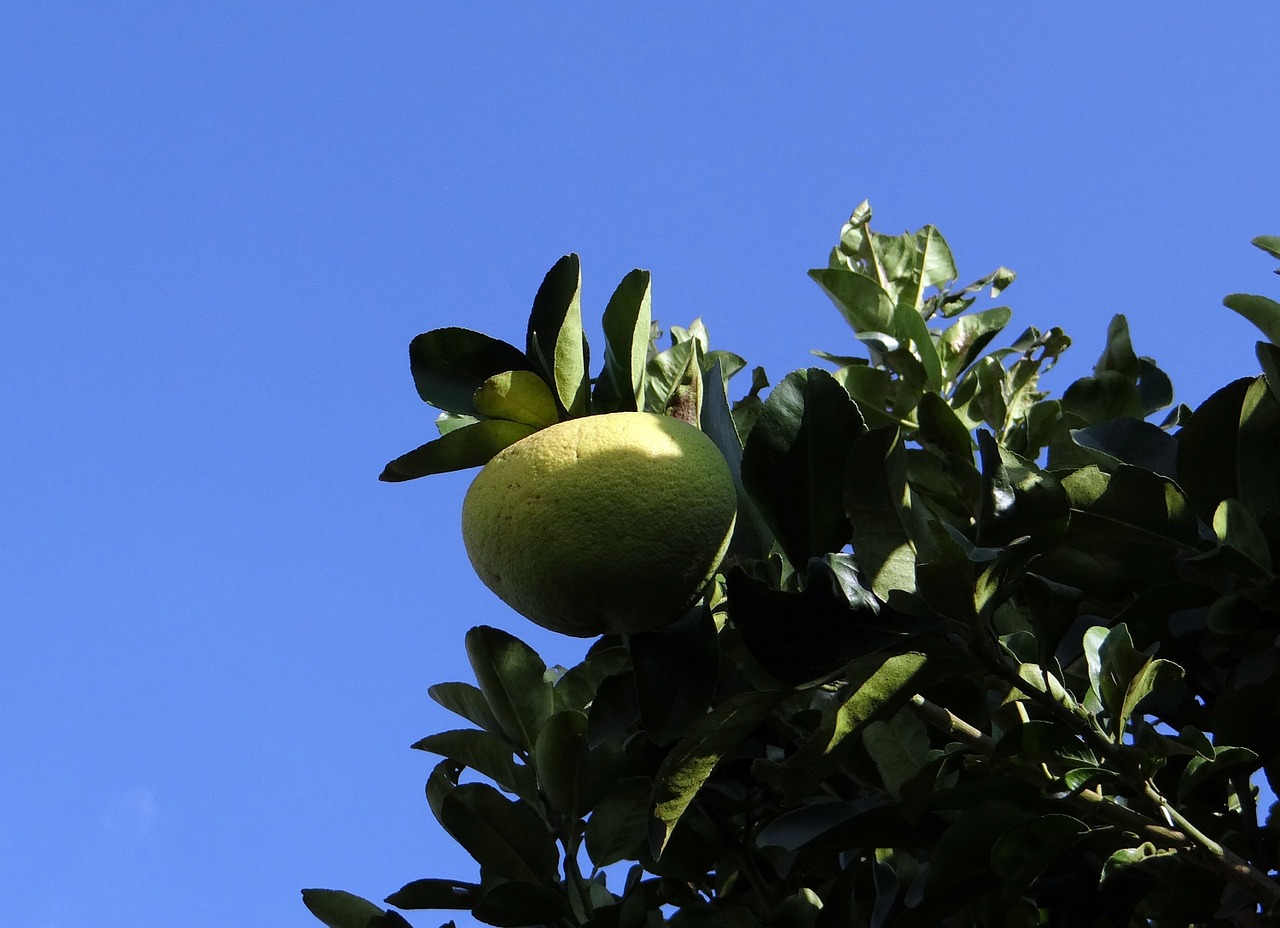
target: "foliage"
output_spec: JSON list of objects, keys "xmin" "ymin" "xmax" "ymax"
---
[{"xmin": 306, "ymin": 204, "xmax": 1280, "ymax": 927}]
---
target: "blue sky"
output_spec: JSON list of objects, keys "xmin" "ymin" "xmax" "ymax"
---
[{"xmin": 4, "ymin": 5, "xmax": 1279, "ymax": 927}]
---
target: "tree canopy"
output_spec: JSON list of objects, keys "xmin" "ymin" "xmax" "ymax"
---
[{"xmin": 305, "ymin": 205, "xmax": 1280, "ymax": 928}]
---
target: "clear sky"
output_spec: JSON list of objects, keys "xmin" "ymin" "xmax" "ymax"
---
[{"xmin": 4, "ymin": 5, "xmax": 1279, "ymax": 927}]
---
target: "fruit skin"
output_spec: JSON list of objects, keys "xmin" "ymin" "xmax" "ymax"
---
[{"xmin": 461, "ymin": 412, "xmax": 738, "ymax": 637}]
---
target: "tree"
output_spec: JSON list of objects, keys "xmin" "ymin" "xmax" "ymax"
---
[{"xmin": 304, "ymin": 204, "xmax": 1280, "ymax": 927}]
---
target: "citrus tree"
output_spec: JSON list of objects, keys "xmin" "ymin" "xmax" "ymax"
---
[{"xmin": 305, "ymin": 204, "xmax": 1280, "ymax": 927}]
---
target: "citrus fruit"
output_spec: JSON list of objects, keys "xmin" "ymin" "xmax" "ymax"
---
[{"xmin": 461, "ymin": 412, "xmax": 738, "ymax": 637}]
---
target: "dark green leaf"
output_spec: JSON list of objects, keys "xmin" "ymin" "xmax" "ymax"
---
[
  {"xmin": 408, "ymin": 327, "xmax": 533, "ymax": 416},
  {"xmin": 728, "ymin": 558, "xmax": 922, "ymax": 688},
  {"xmin": 472, "ymin": 880, "xmax": 573, "ymax": 927},
  {"xmin": 741, "ymin": 368, "xmax": 867, "ymax": 567},
  {"xmin": 438, "ymin": 783, "xmax": 558, "ymax": 883},
  {"xmin": 1136, "ymin": 358, "xmax": 1174, "ymax": 415},
  {"xmin": 526, "ymin": 254, "xmax": 589, "ymax": 416},
  {"xmin": 534, "ymin": 709, "xmax": 618, "ymax": 818},
  {"xmin": 1179, "ymin": 745, "xmax": 1260, "ymax": 801},
  {"xmin": 650, "ymin": 690, "xmax": 782, "ymax": 857},
  {"xmin": 808, "ymin": 267, "xmax": 896, "ymax": 334},
  {"xmin": 976, "ymin": 431, "xmax": 1069, "ymax": 548},
  {"xmin": 595, "ymin": 269, "xmax": 652, "ymax": 413},
  {"xmin": 1060, "ymin": 370, "xmax": 1144, "ymax": 425},
  {"xmin": 411, "ymin": 729, "xmax": 536, "ymax": 801},
  {"xmin": 989, "ymin": 815, "xmax": 1089, "ymax": 903},
  {"xmin": 465, "ymin": 626, "xmax": 553, "ymax": 752},
  {"xmin": 1238, "ymin": 375, "xmax": 1280, "ymax": 517},
  {"xmin": 844, "ymin": 426, "xmax": 932, "ymax": 603},
  {"xmin": 379, "ymin": 419, "xmax": 537, "ymax": 482},
  {"xmin": 1069, "ymin": 417, "xmax": 1179, "ymax": 479},
  {"xmin": 702, "ymin": 361, "xmax": 772, "ymax": 560},
  {"xmin": 585, "ymin": 777, "xmax": 652, "ymax": 867},
  {"xmin": 428, "ymin": 682, "xmax": 505, "ymax": 738},
  {"xmin": 630, "ymin": 605, "xmax": 718, "ymax": 745},
  {"xmin": 552, "ymin": 646, "xmax": 631, "ymax": 713},
  {"xmin": 916, "ymin": 397, "xmax": 973, "ymax": 466},
  {"xmin": 586, "ymin": 671, "xmax": 639, "ymax": 750},
  {"xmin": 1257, "ymin": 341, "xmax": 1280, "ymax": 406},
  {"xmin": 385, "ymin": 879, "xmax": 480, "ymax": 911},
  {"xmin": 1175, "ymin": 377, "xmax": 1252, "ymax": 522},
  {"xmin": 1225, "ymin": 292, "xmax": 1280, "ymax": 344}
]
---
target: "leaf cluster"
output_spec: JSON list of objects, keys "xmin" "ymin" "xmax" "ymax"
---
[{"xmin": 308, "ymin": 209, "xmax": 1280, "ymax": 927}]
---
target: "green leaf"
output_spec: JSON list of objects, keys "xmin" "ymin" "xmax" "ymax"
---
[
  {"xmin": 1213, "ymin": 498, "xmax": 1272, "ymax": 571},
  {"xmin": 526, "ymin": 254, "xmax": 589, "ymax": 416},
  {"xmin": 899, "ymin": 224, "xmax": 957, "ymax": 313},
  {"xmin": 408, "ymin": 327, "xmax": 533, "ymax": 416},
  {"xmin": 630, "ymin": 605, "xmax": 718, "ymax": 745},
  {"xmin": 411, "ymin": 729, "xmax": 536, "ymax": 802},
  {"xmin": 428, "ymin": 682, "xmax": 505, "ymax": 737},
  {"xmin": 740, "ymin": 368, "xmax": 867, "ymax": 568},
  {"xmin": 551, "ymin": 645, "xmax": 630, "ymax": 713},
  {"xmin": 844, "ymin": 426, "xmax": 931, "ymax": 603},
  {"xmin": 1069, "ymin": 417, "xmax": 1179, "ymax": 479},
  {"xmin": 302, "ymin": 890, "xmax": 384, "ymax": 928},
  {"xmin": 472, "ymin": 370, "xmax": 559, "ymax": 428},
  {"xmin": 862, "ymin": 707, "xmax": 930, "ymax": 798},
  {"xmin": 1257, "ymin": 341, "xmax": 1280, "ymax": 406},
  {"xmin": 891, "ymin": 298, "xmax": 943, "ymax": 390},
  {"xmin": 808, "ymin": 267, "xmax": 896, "ymax": 334},
  {"xmin": 380, "ymin": 419, "xmax": 537, "ymax": 482},
  {"xmin": 1100, "ymin": 842, "xmax": 1178, "ymax": 887},
  {"xmin": 1238, "ymin": 375, "xmax": 1280, "ymax": 517},
  {"xmin": 989, "ymin": 814, "xmax": 1089, "ymax": 902},
  {"xmin": 1253, "ymin": 234, "xmax": 1280, "ymax": 261},
  {"xmin": 472, "ymin": 880, "xmax": 573, "ymax": 927},
  {"xmin": 585, "ymin": 777, "xmax": 652, "ymax": 867},
  {"xmin": 1060, "ymin": 370, "xmax": 1144, "ymax": 425},
  {"xmin": 465, "ymin": 626, "xmax": 553, "ymax": 752},
  {"xmin": 1178, "ymin": 745, "xmax": 1259, "ymax": 800},
  {"xmin": 533, "ymin": 709, "xmax": 617, "ymax": 818},
  {"xmin": 1225, "ymin": 292, "xmax": 1280, "ymax": 344},
  {"xmin": 937, "ymin": 306, "xmax": 1012, "ymax": 382},
  {"xmin": 594, "ymin": 269, "xmax": 652, "ymax": 413},
  {"xmin": 585, "ymin": 671, "xmax": 639, "ymax": 750},
  {"xmin": 975, "ymin": 431, "xmax": 1069, "ymax": 549},
  {"xmin": 1175, "ymin": 377, "xmax": 1253, "ymax": 522},
  {"xmin": 384, "ymin": 879, "xmax": 480, "ymax": 911},
  {"xmin": 1082, "ymin": 624, "xmax": 1182, "ymax": 740},
  {"xmin": 1094, "ymin": 314, "xmax": 1141, "ymax": 380},
  {"xmin": 650, "ymin": 690, "xmax": 782, "ymax": 857},
  {"xmin": 301, "ymin": 891, "xmax": 411, "ymax": 928},
  {"xmin": 728, "ymin": 557, "xmax": 923, "ymax": 688},
  {"xmin": 644, "ymin": 337, "xmax": 696, "ymax": 415},
  {"xmin": 438, "ymin": 783, "xmax": 559, "ymax": 883},
  {"xmin": 701, "ymin": 361, "xmax": 772, "ymax": 560},
  {"xmin": 915, "ymin": 392, "xmax": 973, "ymax": 459}
]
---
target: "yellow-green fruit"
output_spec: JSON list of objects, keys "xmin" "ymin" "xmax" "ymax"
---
[{"xmin": 461, "ymin": 412, "xmax": 738, "ymax": 637}]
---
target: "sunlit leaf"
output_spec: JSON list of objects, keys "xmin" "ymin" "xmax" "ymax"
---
[
  {"xmin": 595, "ymin": 269, "xmax": 652, "ymax": 413},
  {"xmin": 472, "ymin": 370, "xmax": 559, "ymax": 428},
  {"xmin": 650, "ymin": 690, "xmax": 781, "ymax": 857},
  {"xmin": 526, "ymin": 254, "xmax": 589, "ymax": 416}
]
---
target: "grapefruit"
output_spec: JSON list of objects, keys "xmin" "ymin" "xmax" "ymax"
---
[{"xmin": 461, "ymin": 412, "xmax": 738, "ymax": 637}]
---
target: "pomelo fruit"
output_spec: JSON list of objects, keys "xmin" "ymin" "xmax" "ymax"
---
[{"xmin": 461, "ymin": 412, "xmax": 738, "ymax": 637}]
